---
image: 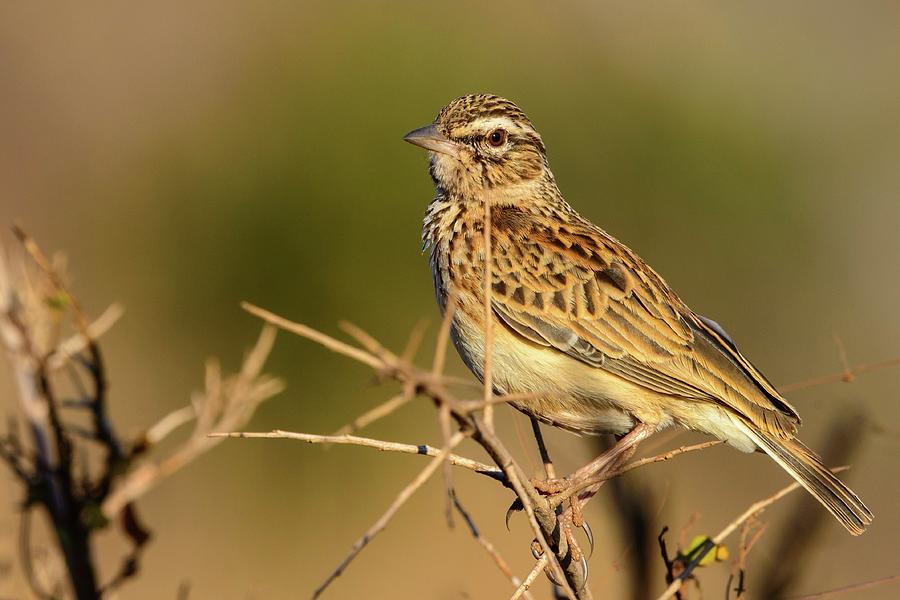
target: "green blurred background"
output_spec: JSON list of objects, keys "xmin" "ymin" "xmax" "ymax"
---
[{"xmin": 1, "ymin": 2, "xmax": 899, "ymax": 598}]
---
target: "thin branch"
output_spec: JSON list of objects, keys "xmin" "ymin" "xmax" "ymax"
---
[
  {"xmin": 780, "ymin": 356, "xmax": 900, "ymax": 393},
  {"xmin": 0, "ymin": 436, "xmax": 29, "ymax": 481},
  {"xmin": 311, "ymin": 431, "xmax": 466, "ymax": 599},
  {"xmin": 432, "ymin": 293, "xmax": 457, "ymax": 377},
  {"xmin": 245, "ymin": 302, "xmax": 477, "ymax": 390},
  {"xmin": 401, "ymin": 318, "xmax": 430, "ymax": 363},
  {"xmin": 331, "ymin": 390, "xmax": 414, "ymax": 437},
  {"xmin": 615, "ymin": 441, "xmax": 723, "ymax": 477},
  {"xmin": 143, "ymin": 406, "xmax": 197, "ymax": 447},
  {"xmin": 530, "ymin": 417, "xmax": 556, "ymax": 479},
  {"xmin": 210, "ymin": 430, "xmax": 505, "ymax": 482},
  {"xmin": 653, "ymin": 467, "xmax": 850, "ymax": 600},
  {"xmin": 452, "ymin": 490, "xmax": 533, "ymax": 599},
  {"xmin": 482, "ymin": 198, "xmax": 494, "ymax": 430},
  {"xmin": 46, "ymin": 303, "xmax": 124, "ymax": 370},
  {"xmin": 433, "ymin": 294, "xmax": 460, "ymax": 527},
  {"xmin": 832, "ymin": 334, "xmax": 852, "ymax": 379},
  {"xmin": 338, "ymin": 321, "xmax": 388, "ymax": 359},
  {"xmin": 243, "ymin": 302, "xmax": 382, "ymax": 370},
  {"xmin": 13, "ymin": 224, "xmax": 89, "ymax": 335},
  {"xmin": 511, "ymin": 555, "xmax": 548, "ymax": 600},
  {"xmin": 102, "ymin": 326, "xmax": 283, "ymax": 518},
  {"xmin": 787, "ymin": 574, "xmax": 900, "ymax": 599},
  {"xmin": 438, "ymin": 403, "xmax": 455, "ymax": 527},
  {"xmin": 18, "ymin": 510, "xmax": 56, "ymax": 600}
]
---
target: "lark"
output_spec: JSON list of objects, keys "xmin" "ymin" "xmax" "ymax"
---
[{"xmin": 403, "ymin": 94, "xmax": 871, "ymax": 535}]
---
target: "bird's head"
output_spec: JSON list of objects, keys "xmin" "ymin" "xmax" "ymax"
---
[{"xmin": 404, "ymin": 94, "xmax": 550, "ymax": 198}]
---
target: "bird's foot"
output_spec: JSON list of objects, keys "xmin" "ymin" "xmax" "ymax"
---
[
  {"xmin": 507, "ymin": 483, "xmax": 595, "ymax": 560},
  {"xmin": 529, "ymin": 527, "xmax": 589, "ymax": 589},
  {"xmin": 530, "ymin": 475, "xmax": 572, "ymax": 495}
]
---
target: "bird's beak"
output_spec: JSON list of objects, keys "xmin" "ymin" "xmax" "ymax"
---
[{"xmin": 403, "ymin": 124, "xmax": 461, "ymax": 159}]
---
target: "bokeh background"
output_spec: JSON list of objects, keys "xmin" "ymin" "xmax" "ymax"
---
[{"xmin": 2, "ymin": 2, "xmax": 899, "ymax": 598}]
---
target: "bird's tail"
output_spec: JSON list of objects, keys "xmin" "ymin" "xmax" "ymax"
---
[{"xmin": 733, "ymin": 418, "xmax": 873, "ymax": 535}]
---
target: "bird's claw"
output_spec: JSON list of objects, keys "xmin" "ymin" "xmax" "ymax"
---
[
  {"xmin": 514, "ymin": 480, "xmax": 594, "ymax": 587},
  {"xmin": 578, "ymin": 553, "xmax": 589, "ymax": 590},
  {"xmin": 581, "ymin": 519, "xmax": 594, "ymax": 558},
  {"xmin": 531, "ymin": 539, "xmax": 565, "ymax": 586},
  {"xmin": 532, "ymin": 525, "xmax": 590, "ymax": 590},
  {"xmin": 505, "ymin": 498, "xmax": 524, "ymax": 530}
]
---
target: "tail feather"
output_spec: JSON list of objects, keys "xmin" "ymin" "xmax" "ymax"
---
[{"xmin": 734, "ymin": 418, "xmax": 873, "ymax": 536}]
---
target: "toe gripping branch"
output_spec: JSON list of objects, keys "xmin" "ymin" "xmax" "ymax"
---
[{"xmin": 507, "ymin": 487, "xmax": 595, "ymax": 590}]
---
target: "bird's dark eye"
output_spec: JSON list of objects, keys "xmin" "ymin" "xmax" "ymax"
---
[{"xmin": 487, "ymin": 129, "xmax": 507, "ymax": 147}]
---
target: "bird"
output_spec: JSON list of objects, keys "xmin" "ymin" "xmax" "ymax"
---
[{"xmin": 402, "ymin": 93, "xmax": 872, "ymax": 536}]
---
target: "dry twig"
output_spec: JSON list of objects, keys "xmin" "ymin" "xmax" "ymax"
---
[
  {"xmin": 220, "ymin": 292, "xmax": 899, "ymax": 599},
  {"xmin": 482, "ymin": 194, "xmax": 495, "ymax": 431},
  {"xmin": 101, "ymin": 326, "xmax": 283, "ymax": 518},
  {"xmin": 511, "ymin": 555, "xmax": 548, "ymax": 600},
  {"xmin": 787, "ymin": 574, "xmax": 900, "ymax": 599},
  {"xmin": 452, "ymin": 490, "xmax": 534, "ymax": 599},
  {"xmin": 209, "ymin": 430, "xmax": 505, "ymax": 482},
  {"xmin": 0, "ymin": 229, "xmax": 282, "ymax": 599},
  {"xmin": 227, "ymin": 303, "xmax": 584, "ymax": 598},
  {"xmin": 654, "ymin": 467, "xmax": 850, "ymax": 600},
  {"xmin": 311, "ymin": 431, "xmax": 468, "ymax": 599},
  {"xmin": 780, "ymin": 356, "xmax": 900, "ymax": 393}
]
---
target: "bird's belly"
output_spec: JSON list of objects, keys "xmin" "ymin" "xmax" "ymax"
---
[
  {"xmin": 451, "ymin": 312, "xmax": 669, "ymax": 435},
  {"xmin": 451, "ymin": 311, "xmax": 757, "ymax": 450}
]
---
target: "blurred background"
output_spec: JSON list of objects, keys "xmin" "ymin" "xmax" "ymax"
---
[{"xmin": 1, "ymin": 2, "xmax": 899, "ymax": 598}]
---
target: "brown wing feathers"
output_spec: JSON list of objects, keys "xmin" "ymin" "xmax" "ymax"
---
[{"xmin": 488, "ymin": 210, "xmax": 800, "ymax": 438}]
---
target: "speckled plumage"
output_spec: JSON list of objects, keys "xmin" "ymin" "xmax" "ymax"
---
[{"xmin": 405, "ymin": 94, "xmax": 871, "ymax": 535}]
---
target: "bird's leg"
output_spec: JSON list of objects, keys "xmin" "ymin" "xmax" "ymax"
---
[
  {"xmin": 515, "ymin": 424, "xmax": 654, "ymax": 589},
  {"xmin": 522, "ymin": 419, "xmax": 591, "ymax": 586},
  {"xmin": 532, "ymin": 423, "xmax": 656, "ymax": 495},
  {"xmin": 573, "ymin": 423, "xmax": 656, "ymax": 486},
  {"xmin": 527, "ymin": 423, "xmax": 655, "ymax": 587}
]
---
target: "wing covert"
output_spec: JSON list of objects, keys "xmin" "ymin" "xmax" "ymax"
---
[{"xmin": 487, "ymin": 206, "xmax": 799, "ymax": 436}]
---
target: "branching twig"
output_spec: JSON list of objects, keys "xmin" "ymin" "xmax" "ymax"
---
[
  {"xmin": 102, "ymin": 325, "xmax": 283, "ymax": 518},
  {"xmin": 786, "ymin": 574, "xmax": 900, "ymax": 599},
  {"xmin": 614, "ymin": 441, "xmax": 723, "ymax": 478},
  {"xmin": 311, "ymin": 431, "xmax": 467, "ymax": 599},
  {"xmin": 229, "ymin": 304, "xmax": 585, "ymax": 599},
  {"xmin": 1, "ymin": 229, "xmax": 284, "ymax": 599},
  {"xmin": 654, "ymin": 467, "xmax": 850, "ymax": 600},
  {"xmin": 331, "ymin": 390, "xmax": 414, "ymax": 437},
  {"xmin": 224, "ymin": 299, "xmax": 895, "ymax": 600}
]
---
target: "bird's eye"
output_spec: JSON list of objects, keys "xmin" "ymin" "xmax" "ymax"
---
[{"xmin": 487, "ymin": 129, "xmax": 507, "ymax": 147}]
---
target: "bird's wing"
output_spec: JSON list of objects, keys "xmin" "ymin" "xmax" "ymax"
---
[{"xmin": 489, "ymin": 209, "xmax": 800, "ymax": 438}]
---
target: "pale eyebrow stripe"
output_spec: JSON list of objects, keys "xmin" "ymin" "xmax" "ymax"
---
[{"xmin": 453, "ymin": 117, "xmax": 521, "ymax": 137}]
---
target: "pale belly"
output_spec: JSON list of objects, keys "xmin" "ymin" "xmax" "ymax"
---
[{"xmin": 451, "ymin": 310, "xmax": 757, "ymax": 452}]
